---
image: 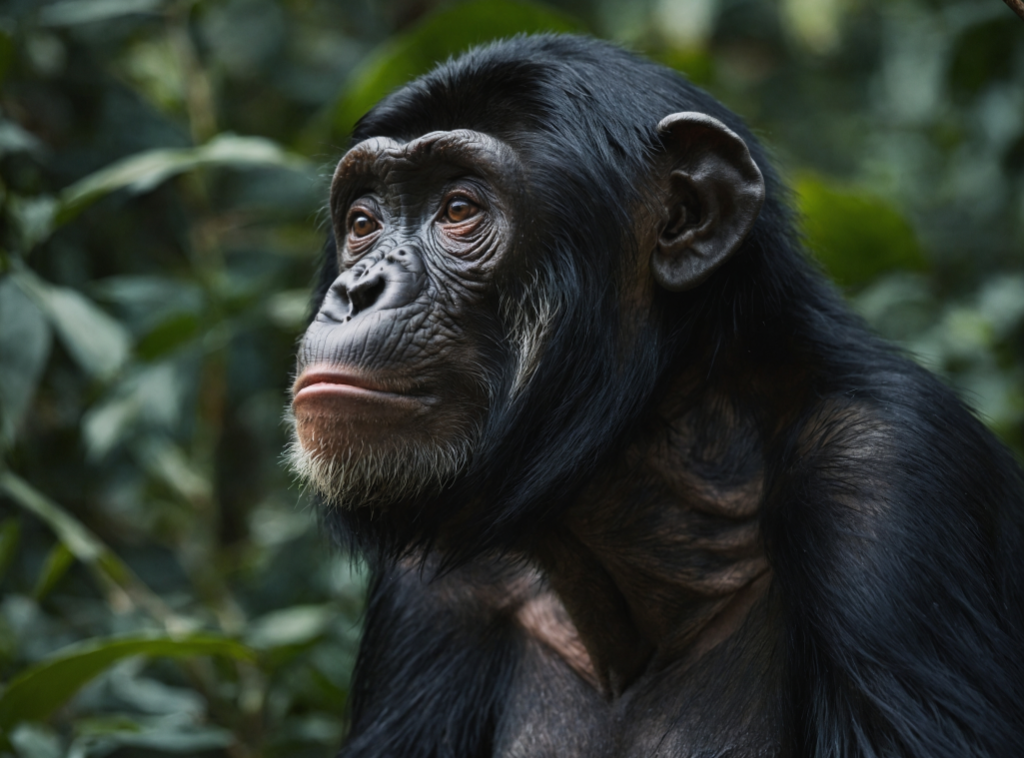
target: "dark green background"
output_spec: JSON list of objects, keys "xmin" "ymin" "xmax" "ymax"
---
[{"xmin": 1, "ymin": 1, "xmax": 1022, "ymax": 756}]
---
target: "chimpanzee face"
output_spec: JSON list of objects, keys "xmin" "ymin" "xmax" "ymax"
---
[{"xmin": 289, "ymin": 130, "xmax": 527, "ymax": 507}]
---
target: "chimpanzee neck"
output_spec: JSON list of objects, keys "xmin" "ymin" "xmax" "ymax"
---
[{"xmin": 533, "ymin": 355, "xmax": 789, "ymax": 701}]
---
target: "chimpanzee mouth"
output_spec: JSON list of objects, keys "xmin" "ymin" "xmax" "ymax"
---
[{"xmin": 292, "ymin": 367, "xmax": 425, "ymax": 408}]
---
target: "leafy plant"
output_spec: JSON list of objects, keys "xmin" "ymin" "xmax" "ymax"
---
[{"xmin": 1, "ymin": 0, "xmax": 1021, "ymax": 756}]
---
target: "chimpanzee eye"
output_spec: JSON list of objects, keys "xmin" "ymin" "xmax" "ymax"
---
[
  {"xmin": 444, "ymin": 196, "xmax": 479, "ymax": 223},
  {"xmin": 349, "ymin": 211, "xmax": 379, "ymax": 238}
]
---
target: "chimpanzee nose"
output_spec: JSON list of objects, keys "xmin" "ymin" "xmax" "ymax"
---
[
  {"xmin": 346, "ymin": 269, "xmax": 387, "ymax": 316},
  {"xmin": 321, "ymin": 246, "xmax": 426, "ymax": 323}
]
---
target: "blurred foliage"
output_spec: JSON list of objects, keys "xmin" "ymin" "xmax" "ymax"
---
[
  {"xmin": 0, "ymin": 0, "xmax": 1022, "ymax": 756},
  {"xmin": 795, "ymin": 173, "xmax": 927, "ymax": 289},
  {"xmin": 323, "ymin": 0, "xmax": 581, "ymax": 144}
]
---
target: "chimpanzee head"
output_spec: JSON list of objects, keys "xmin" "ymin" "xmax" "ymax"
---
[{"xmin": 288, "ymin": 35, "xmax": 778, "ymax": 558}]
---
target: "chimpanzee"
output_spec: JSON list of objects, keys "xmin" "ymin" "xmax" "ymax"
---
[{"xmin": 287, "ymin": 35, "xmax": 1024, "ymax": 758}]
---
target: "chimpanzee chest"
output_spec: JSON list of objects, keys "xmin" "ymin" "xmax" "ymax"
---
[{"xmin": 493, "ymin": 637, "xmax": 779, "ymax": 758}]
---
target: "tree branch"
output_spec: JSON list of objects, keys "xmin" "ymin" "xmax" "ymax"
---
[{"xmin": 1004, "ymin": 0, "xmax": 1024, "ymax": 22}]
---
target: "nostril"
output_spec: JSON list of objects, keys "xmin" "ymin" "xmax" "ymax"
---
[
  {"xmin": 386, "ymin": 248, "xmax": 409, "ymax": 264},
  {"xmin": 349, "ymin": 276, "xmax": 387, "ymax": 316}
]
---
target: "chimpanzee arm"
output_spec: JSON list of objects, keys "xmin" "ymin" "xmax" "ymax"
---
[
  {"xmin": 764, "ymin": 377, "xmax": 1024, "ymax": 758},
  {"xmin": 338, "ymin": 559, "xmax": 522, "ymax": 758}
]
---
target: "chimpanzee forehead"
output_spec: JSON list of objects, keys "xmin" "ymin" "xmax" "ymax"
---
[{"xmin": 330, "ymin": 129, "xmax": 521, "ymax": 195}]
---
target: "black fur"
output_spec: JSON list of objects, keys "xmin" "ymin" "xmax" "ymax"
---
[
  {"xmin": 312, "ymin": 35, "xmax": 1024, "ymax": 757},
  {"xmin": 340, "ymin": 563, "xmax": 521, "ymax": 757}
]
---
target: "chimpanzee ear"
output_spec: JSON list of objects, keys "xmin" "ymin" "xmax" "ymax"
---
[{"xmin": 652, "ymin": 112, "xmax": 765, "ymax": 291}]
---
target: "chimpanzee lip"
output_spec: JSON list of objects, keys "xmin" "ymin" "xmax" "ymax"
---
[
  {"xmin": 295, "ymin": 368, "xmax": 375, "ymax": 393},
  {"xmin": 291, "ymin": 366, "xmax": 421, "ymax": 406}
]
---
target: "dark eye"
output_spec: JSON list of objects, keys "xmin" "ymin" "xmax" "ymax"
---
[
  {"xmin": 349, "ymin": 211, "xmax": 379, "ymax": 238},
  {"xmin": 444, "ymin": 196, "xmax": 479, "ymax": 223}
]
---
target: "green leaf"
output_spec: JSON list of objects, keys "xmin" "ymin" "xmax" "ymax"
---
[
  {"xmin": 796, "ymin": 173, "xmax": 927, "ymax": 289},
  {"xmin": 75, "ymin": 717, "xmax": 234, "ymax": 753},
  {"xmin": 655, "ymin": 47, "xmax": 714, "ymax": 87},
  {"xmin": 329, "ymin": 0, "xmax": 582, "ymax": 141},
  {"xmin": 5, "ymin": 196, "xmax": 58, "ymax": 251},
  {"xmin": 32, "ymin": 544, "xmax": 74, "ymax": 601},
  {"xmin": 245, "ymin": 605, "xmax": 335, "ymax": 651},
  {"xmin": 56, "ymin": 134, "xmax": 311, "ymax": 225},
  {"xmin": 80, "ymin": 392, "xmax": 142, "ymax": 461},
  {"xmin": 12, "ymin": 271, "xmax": 130, "ymax": 382},
  {"xmin": 42, "ymin": 287, "xmax": 130, "ymax": 380},
  {"xmin": 0, "ymin": 277, "xmax": 51, "ymax": 446},
  {"xmin": 105, "ymin": 668, "xmax": 204, "ymax": 716},
  {"xmin": 0, "ymin": 472, "xmax": 166, "ymax": 619},
  {"xmin": 0, "ymin": 633, "xmax": 254, "ymax": 729},
  {"xmin": 37, "ymin": 0, "xmax": 165, "ymax": 27},
  {"xmin": 0, "ymin": 518, "xmax": 20, "ymax": 585},
  {"xmin": 72, "ymin": 714, "xmax": 145, "ymax": 737},
  {"xmin": 136, "ymin": 437, "xmax": 212, "ymax": 504},
  {"xmin": 82, "ymin": 362, "xmax": 186, "ymax": 460},
  {"xmin": 136, "ymin": 313, "xmax": 200, "ymax": 361},
  {"xmin": 0, "ymin": 119, "xmax": 45, "ymax": 158},
  {"xmin": 266, "ymin": 289, "xmax": 310, "ymax": 330},
  {"xmin": 90, "ymin": 276, "xmax": 202, "ymax": 338},
  {"xmin": 0, "ymin": 471, "xmax": 109, "ymax": 565},
  {"xmin": 977, "ymin": 275, "xmax": 1024, "ymax": 340},
  {"xmin": 8, "ymin": 723, "xmax": 61, "ymax": 758}
]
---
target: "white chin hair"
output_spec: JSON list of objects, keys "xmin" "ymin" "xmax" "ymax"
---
[{"xmin": 284, "ymin": 426, "xmax": 473, "ymax": 509}]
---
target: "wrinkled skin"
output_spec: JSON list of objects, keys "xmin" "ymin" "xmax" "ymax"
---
[{"xmin": 292, "ymin": 131, "xmax": 525, "ymax": 503}]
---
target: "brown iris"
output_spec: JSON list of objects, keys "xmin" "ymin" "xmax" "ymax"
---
[
  {"xmin": 444, "ymin": 196, "xmax": 478, "ymax": 223},
  {"xmin": 350, "ymin": 212, "xmax": 378, "ymax": 238}
]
